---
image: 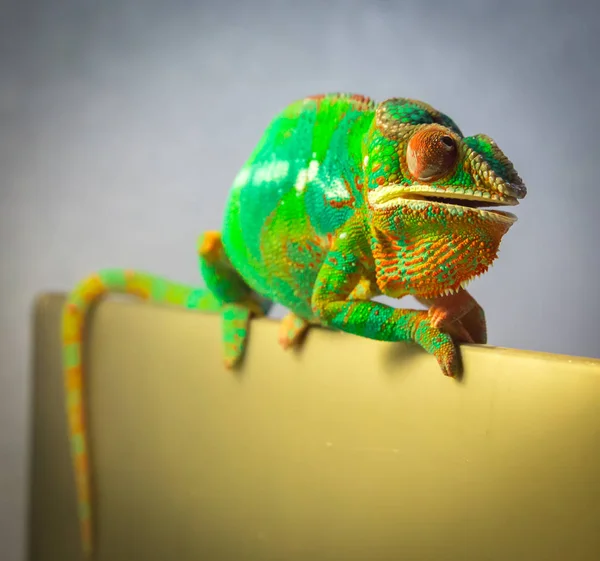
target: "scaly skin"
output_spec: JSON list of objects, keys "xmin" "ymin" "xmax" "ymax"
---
[
  {"xmin": 63, "ymin": 92, "xmax": 526, "ymax": 558},
  {"xmin": 222, "ymin": 93, "xmax": 526, "ymax": 374}
]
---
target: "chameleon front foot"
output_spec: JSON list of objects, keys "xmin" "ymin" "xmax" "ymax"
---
[
  {"xmin": 417, "ymin": 290, "xmax": 487, "ymax": 345},
  {"xmin": 312, "ymin": 285, "xmax": 464, "ymax": 377},
  {"xmin": 278, "ymin": 313, "xmax": 311, "ymax": 349},
  {"xmin": 413, "ymin": 317, "xmax": 463, "ymax": 377}
]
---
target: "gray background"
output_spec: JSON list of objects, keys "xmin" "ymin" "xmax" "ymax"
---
[{"xmin": 1, "ymin": 0, "xmax": 599, "ymax": 559}]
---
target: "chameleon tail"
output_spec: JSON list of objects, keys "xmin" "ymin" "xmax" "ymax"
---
[{"xmin": 61, "ymin": 268, "xmax": 219, "ymax": 558}]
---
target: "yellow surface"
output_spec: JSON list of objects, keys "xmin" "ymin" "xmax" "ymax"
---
[{"xmin": 28, "ymin": 293, "xmax": 600, "ymax": 561}]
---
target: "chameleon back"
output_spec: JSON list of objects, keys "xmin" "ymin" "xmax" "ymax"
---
[{"xmin": 221, "ymin": 94, "xmax": 376, "ymax": 320}]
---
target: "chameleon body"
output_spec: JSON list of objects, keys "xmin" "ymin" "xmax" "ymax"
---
[{"xmin": 62, "ymin": 93, "xmax": 526, "ymax": 557}]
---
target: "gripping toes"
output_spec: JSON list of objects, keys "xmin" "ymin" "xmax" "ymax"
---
[
  {"xmin": 221, "ymin": 303, "xmax": 252, "ymax": 368},
  {"xmin": 417, "ymin": 290, "xmax": 487, "ymax": 346},
  {"xmin": 278, "ymin": 313, "xmax": 310, "ymax": 349},
  {"xmin": 413, "ymin": 318, "xmax": 461, "ymax": 377},
  {"xmin": 458, "ymin": 304, "xmax": 487, "ymax": 345}
]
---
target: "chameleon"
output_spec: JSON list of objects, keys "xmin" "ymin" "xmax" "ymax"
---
[{"xmin": 61, "ymin": 92, "xmax": 526, "ymax": 557}]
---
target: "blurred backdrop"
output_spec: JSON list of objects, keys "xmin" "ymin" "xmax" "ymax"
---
[{"xmin": 2, "ymin": 0, "xmax": 599, "ymax": 559}]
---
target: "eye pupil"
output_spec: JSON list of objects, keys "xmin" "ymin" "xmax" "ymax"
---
[{"xmin": 441, "ymin": 135, "xmax": 455, "ymax": 148}]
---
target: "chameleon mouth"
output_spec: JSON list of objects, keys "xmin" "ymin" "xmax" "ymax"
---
[{"xmin": 368, "ymin": 184, "xmax": 520, "ymax": 223}]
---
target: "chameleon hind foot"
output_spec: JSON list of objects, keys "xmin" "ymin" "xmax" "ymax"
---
[
  {"xmin": 197, "ymin": 231, "xmax": 268, "ymax": 316},
  {"xmin": 222, "ymin": 303, "xmax": 253, "ymax": 368},
  {"xmin": 278, "ymin": 313, "xmax": 312, "ymax": 349},
  {"xmin": 198, "ymin": 231, "xmax": 271, "ymax": 368}
]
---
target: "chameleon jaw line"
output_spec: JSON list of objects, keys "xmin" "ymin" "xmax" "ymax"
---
[{"xmin": 368, "ymin": 184, "xmax": 519, "ymax": 223}]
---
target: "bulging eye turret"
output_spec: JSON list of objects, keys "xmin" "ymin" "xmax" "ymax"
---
[{"xmin": 406, "ymin": 126, "xmax": 459, "ymax": 182}]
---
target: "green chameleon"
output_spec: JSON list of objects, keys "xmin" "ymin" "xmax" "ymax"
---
[{"xmin": 62, "ymin": 93, "xmax": 526, "ymax": 557}]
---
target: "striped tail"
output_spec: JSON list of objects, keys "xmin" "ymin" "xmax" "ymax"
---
[{"xmin": 61, "ymin": 268, "xmax": 220, "ymax": 558}]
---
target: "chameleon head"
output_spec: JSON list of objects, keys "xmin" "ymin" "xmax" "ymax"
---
[{"xmin": 363, "ymin": 98, "xmax": 527, "ymax": 300}]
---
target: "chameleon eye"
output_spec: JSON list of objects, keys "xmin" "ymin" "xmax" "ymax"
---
[
  {"xmin": 406, "ymin": 127, "xmax": 458, "ymax": 182},
  {"xmin": 440, "ymin": 135, "xmax": 455, "ymax": 149}
]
